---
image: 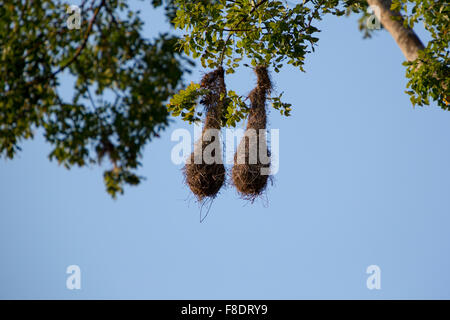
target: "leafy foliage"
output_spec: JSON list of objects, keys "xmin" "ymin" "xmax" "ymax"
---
[
  {"xmin": 168, "ymin": 82, "xmax": 208, "ymax": 123},
  {"xmin": 0, "ymin": 0, "xmax": 191, "ymax": 197},
  {"xmin": 2, "ymin": 0, "xmax": 448, "ymax": 198},
  {"xmin": 169, "ymin": 0, "xmax": 448, "ymax": 127},
  {"xmin": 390, "ymin": 0, "xmax": 449, "ymax": 110}
]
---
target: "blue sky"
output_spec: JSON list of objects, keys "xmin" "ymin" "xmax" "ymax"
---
[{"xmin": 1, "ymin": 3, "xmax": 449, "ymax": 299}]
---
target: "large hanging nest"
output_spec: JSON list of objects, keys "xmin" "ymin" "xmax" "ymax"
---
[
  {"xmin": 232, "ymin": 66, "xmax": 272, "ymax": 200},
  {"xmin": 183, "ymin": 68, "xmax": 226, "ymax": 201}
]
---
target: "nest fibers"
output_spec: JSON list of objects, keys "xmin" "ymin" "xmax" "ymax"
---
[
  {"xmin": 183, "ymin": 68, "xmax": 226, "ymax": 201},
  {"xmin": 232, "ymin": 66, "xmax": 272, "ymax": 200}
]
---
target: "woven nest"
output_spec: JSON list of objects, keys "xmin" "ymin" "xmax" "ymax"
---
[
  {"xmin": 184, "ymin": 68, "xmax": 226, "ymax": 201},
  {"xmin": 232, "ymin": 66, "xmax": 272, "ymax": 200}
]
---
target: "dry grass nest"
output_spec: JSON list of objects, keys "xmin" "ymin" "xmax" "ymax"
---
[
  {"xmin": 184, "ymin": 68, "xmax": 226, "ymax": 201},
  {"xmin": 232, "ymin": 66, "xmax": 272, "ymax": 201}
]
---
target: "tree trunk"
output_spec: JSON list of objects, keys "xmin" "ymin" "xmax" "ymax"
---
[{"xmin": 366, "ymin": 0, "xmax": 424, "ymax": 61}]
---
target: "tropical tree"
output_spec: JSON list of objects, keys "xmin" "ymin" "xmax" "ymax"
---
[
  {"xmin": 0, "ymin": 0, "xmax": 191, "ymax": 197},
  {"xmin": 1, "ymin": 0, "xmax": 448, "ymax": 197}
]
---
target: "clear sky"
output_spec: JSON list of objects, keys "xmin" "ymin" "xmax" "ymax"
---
[{"xmin": 1, "ymin": 2, "xmax": 449, "ymax": 299}]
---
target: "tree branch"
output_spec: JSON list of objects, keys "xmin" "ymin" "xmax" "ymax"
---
[
  {"xmin": 366, "ymin": 0, "xmax": 424, "ymax": 61},
  {"xmin": 52, "ymin": 0, "xmax": 106, "ymax": 77},
  {"xmin": 4, "ymin": 0, "xmax": 105, "ymax": 97}
]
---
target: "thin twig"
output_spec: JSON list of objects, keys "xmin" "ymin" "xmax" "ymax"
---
[
  {"xmin": 86, "ymin": 86, "xmax": 97, "ymax": 110},
  {"xmin": 52, "ymin": 0, "xmax": 106, "ymax": 78}
]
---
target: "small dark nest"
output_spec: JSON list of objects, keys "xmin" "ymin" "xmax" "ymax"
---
[
  {"xmin": 232, "ymin": 66, "xmax": 272, "ymax": 200},
  {"xmin": 184, "ymin": 68, "xmax": 226, "ymax": 201},
  {"xmin": 183, "ymin": 154, "xmax": 226, "ymax": 201},
  {"xmin": 232, "ymin": 140, "xmax": 271, "ymax": 201}
]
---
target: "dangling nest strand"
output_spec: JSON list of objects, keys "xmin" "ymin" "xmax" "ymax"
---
[
  {"xmin": 183, "ymin": 68, "xmax": 226, "ymax": 201},
  {"xmin": 232, "ymin": 66, "xmax": 272, "ymax": 200}
]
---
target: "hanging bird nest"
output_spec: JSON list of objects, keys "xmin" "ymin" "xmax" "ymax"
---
[
  {"xmin": 183, "ymin": 67, "xmax": 226, "ymax": 201},
  {"xmin": 232, "ymin": 66, "xmax": 272, "ymax": 200}
]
